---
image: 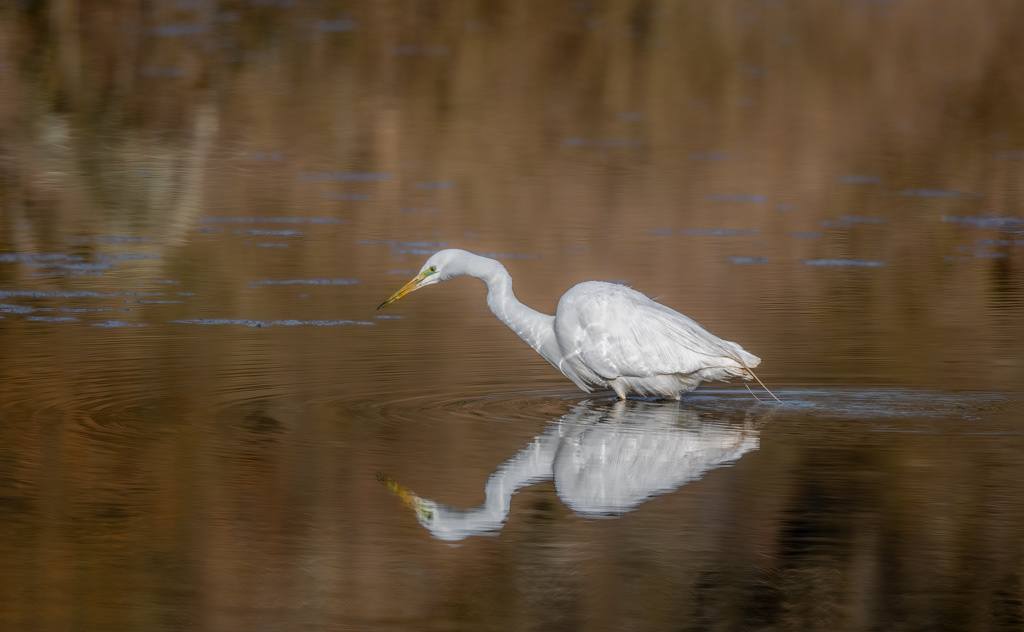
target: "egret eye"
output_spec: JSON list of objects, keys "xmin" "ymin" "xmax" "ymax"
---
[{"xmin": 428, "ymin": 266, "xmax": 437, "ymax": 273}]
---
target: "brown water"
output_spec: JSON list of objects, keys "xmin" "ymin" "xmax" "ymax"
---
[{"xmin": 2, "ymin": 2, "xmax": 1024, "ymax": 630}]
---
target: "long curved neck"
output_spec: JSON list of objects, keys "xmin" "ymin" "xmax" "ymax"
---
[
  {"xmin": 468, "ymin": 259, "xmax": 558, "ymax": 364},
  {"xmin": 423, "ymin": 430, "xmax": 560, "ymax": 540}
]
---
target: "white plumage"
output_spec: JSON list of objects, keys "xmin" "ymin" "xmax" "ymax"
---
[
  {"xmin": 379, "ymin": 248, "xmax": 763, "ymax": 400},
  {"xmin": 379, "ymin": 400, "xmax": 764, "ymax": 541}
]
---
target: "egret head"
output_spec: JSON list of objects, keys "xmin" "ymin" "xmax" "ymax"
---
[
  {"xmin": 377, "ymin": 471, "xmax": 481, "ymax": 542},
  {"xmin": 377, "ymin": 249, "xmax": 477, "ymax": 309},
  {"xmin": 377, "ymin": 472, "xmax": 439, "ymax": 528}
]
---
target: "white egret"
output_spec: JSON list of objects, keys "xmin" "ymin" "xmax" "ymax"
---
[{"xmin": 379, "ymin": 249, "xmax": 775, "ymax": 401}]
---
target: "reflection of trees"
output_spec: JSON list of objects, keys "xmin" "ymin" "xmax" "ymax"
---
[
  {"xmin": 1, "ymin": 2, "xmax": 1022, "ymax": 388},
  {"xmin": 380, "ymin": 398, "xmax": 766, "ymax": 541}
]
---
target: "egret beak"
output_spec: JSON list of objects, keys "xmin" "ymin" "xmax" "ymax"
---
[
  {"xmin": 377, "ymin": 472, "xmax": 422, "ymax": 509},
  {"xmin": 377, "ymin": 271, "xmax": 430, "ymax": 310}
]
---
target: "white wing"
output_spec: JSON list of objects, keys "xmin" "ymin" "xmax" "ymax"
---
[{"xmin": 553, "ymin": 282, "xmax": 759, "ymax": 383}]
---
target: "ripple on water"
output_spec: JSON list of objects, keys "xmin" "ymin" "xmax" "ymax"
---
[
  {"xmin": 330, "ymin": 387, "xmax": 585, "ymax": 428},
  {"xmin": 325, "ymin": 386, "xmax": 781, "ymax": 432},
  {"xmin": 350, "ymin": 387, "xmax": 1015, "ymax": 430},
  {"xmin": 763, "ymin": 388, "xmax": 1018, "ymax": 430}
]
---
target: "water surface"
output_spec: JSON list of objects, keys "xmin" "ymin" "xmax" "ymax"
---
[{"xmin": 1, "ymin": 2, "xmax": 1023, "ymax": 630}]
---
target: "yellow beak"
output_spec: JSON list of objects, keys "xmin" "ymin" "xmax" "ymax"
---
[
  {"xmin": 377, "ymin": 472, "xmax": 421, "ymax": 509},
  {"xmin": 377, "ymin": 271, "xmax": 429, "ymax": 310}
]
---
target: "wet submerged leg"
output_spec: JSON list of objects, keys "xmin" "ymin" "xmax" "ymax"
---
[{"xmin": 609, "ymin": 379, "xmax": 628, "ymax": 401}]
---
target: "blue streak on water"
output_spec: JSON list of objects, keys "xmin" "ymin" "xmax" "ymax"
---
[
  {"xmin": 804, "ymin": 259, "xmax": 886, "ymax": 267},
  {"xmin": 256, "ymin": 279, "xmax": 359, "ymax": 285},
  {"xmin": 152, "ymin": 24, "xmax": 206, "ymax": 37},
  {"xmin": 170, "ymin": 319, "xmax": 376, "ymax": 327},
  {"xmin": 414, "ymin": 181, "xmax": 455, "ymax": 189},
  {"xmin": 0, "ymin": 253, "xmax": 81, "ymax": 263},
  {"xmin": 140, "ymin": 67, "xmax": 185, "ymax": 79},
  {"xmin": 0, "ymin": 303, "xmax": 35, "ymax": 313},
  {"xmin": 97, "ymin": 254, "xmax": 161, "ymax": 260},
  {"xmin": 298, "ymin": 172, "xmax": 389, "ymax": 181},
  {"xmin": 943, "ymin": 216, "xmax": 1023, "ymax": 231},
  {"xmin": 902, "ymin": 189, "xmax": 975, "ymax": 198},
  {"xmin": 1, "ymin": 290, "xmax": 121, "ymax": 298},
  {"xmin": 680, "ymin": 228, "xmax": 761, "ymax": 236},
  {"xmin": 792, "ymin": 231, "xmax": 823, "ymax": 239},
  {"xmin": 60, "ymin": 307, "xmax": 112, "ymax": 313},
  {"xmin": 374, "ymin": 315, "xmax": 405, "ymax": 319},
  {"xmin": 93, "ymin": 321, "xmax": 148, "ymax": 328},
  {"xmin": 27, "ymin": 316, "xmax": 78, "ymax": 322},
  {"xmin": 317, "ymin": 18, "xmax": 357, "ymax": 32},
  {"xmin": 234, "ymin": 230, "xmax": 305, "ymax": 236},
  {"xmin": 730, "ymin": 257, "xmax": 770, "ymax": 264},
  {"xmin": 91, "ymin": 236, "xmax": 153, "ymax": 244},
  {"xmin": 396, "ymin": 241, "xmax": 445, "ymax": 248},
  {"xmin": 200, "ymin": 217, "xmax": 346, "ymax": 224},
  {"xmin": 30, "ymin": 262, "xmax": 112, "ymax": 275},
  {"xmin": 1, "ymin": 290, "xmax": 103, "ymax": 298}
]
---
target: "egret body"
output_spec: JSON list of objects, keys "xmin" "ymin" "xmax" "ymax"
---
[{"xmin": 379, "ymin": 249, "xmax": 765, "ymax": 400}]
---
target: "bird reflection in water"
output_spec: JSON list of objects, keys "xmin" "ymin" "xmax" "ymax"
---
[{"xmin": 379, "ymin": 399, "xmax": 768, "ymax": 542}]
